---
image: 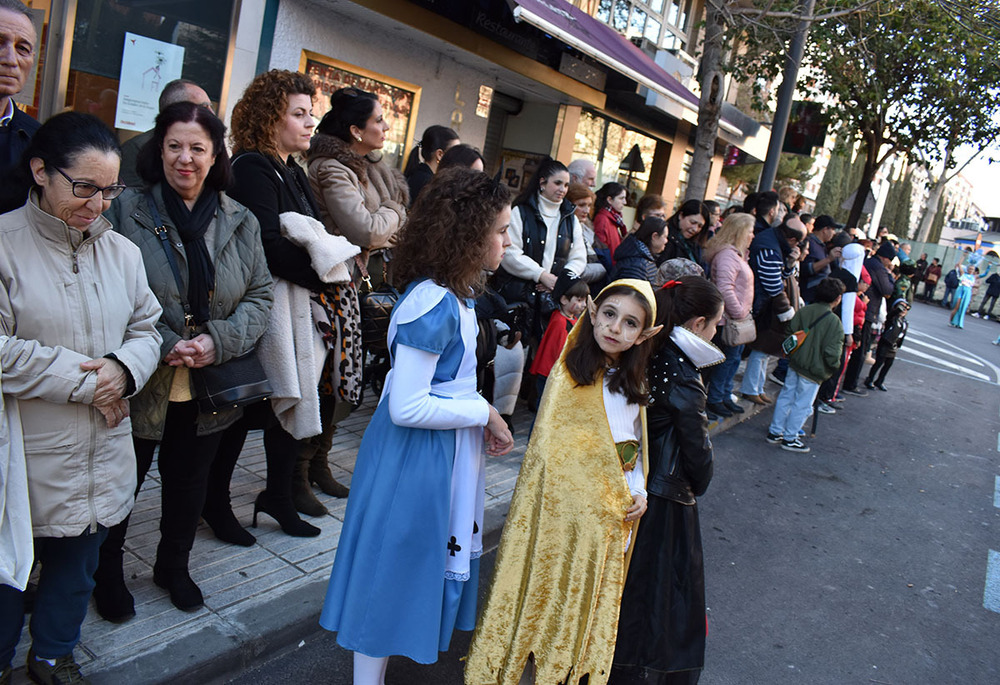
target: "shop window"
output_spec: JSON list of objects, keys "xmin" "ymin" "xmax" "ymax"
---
[
  {"xmin": 301, "ymin": 50, "xmax": 420, "ymax": 171},
  {"xmin": 597, "ymin": 0, "xmax": 613, "ymax": 23},
  {"xmin": 612, "ymin": 0, "xmax": 629, "ymax": 31},
  {"xmin": 67, "ymin": 0, "xmax": 233, "ymax": 135},
  {"xmin": 627, "ymin": 7, "xmax": 647, "ymax": 39},
  {"xmin": 644, "ymin": 17, "xmax": 661, "ymax": 42},
  {"xmin": 574, "ymin": 110, "xmax": 657, "ymax": 201}
]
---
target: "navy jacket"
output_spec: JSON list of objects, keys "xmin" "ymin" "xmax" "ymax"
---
[{"xmin": 2, "ymin": 105, "xmax": 40, "ymax": 175}]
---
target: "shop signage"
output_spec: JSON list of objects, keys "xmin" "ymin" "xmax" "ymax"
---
[
  {"xmin": 300, "ymin": 51, "xmax": 420, "ymax": 171},
  {"xmin": 477, "ymin": 85, "xmax": 494, "ymax": 118},
  {"xmin": 114, "ymin": 32, "xmax": 184, "ymax": 132}
]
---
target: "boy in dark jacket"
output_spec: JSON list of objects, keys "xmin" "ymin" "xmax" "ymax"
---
[
  {"xmin": 865, "ymin": 299, "xmax": 909, "ymax": 391},
  {"xmin": 766, "ymin": 277, "xmax": 846, "ymax": 453}
]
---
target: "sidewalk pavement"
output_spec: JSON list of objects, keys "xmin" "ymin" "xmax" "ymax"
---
[{"xmin": 9, "ymin": 382, "xmax": 775, "ymax": 685}]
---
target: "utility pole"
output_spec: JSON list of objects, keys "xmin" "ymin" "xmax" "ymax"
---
[{"xmin": 758, "ymin": 0, "xmax": 817, "ymax": 192}]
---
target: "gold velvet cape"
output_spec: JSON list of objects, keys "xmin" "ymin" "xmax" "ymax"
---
[{"xmin": 466, "ymin": 281, "xmax": 652, "ymax": 685}]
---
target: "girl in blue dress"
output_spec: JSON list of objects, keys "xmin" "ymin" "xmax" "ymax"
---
[{"xmin": 320, "ymin": 168, "xmax": 515, "ymax": 684}]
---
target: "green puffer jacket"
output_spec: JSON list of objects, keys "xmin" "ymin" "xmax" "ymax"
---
[
  {"xmin": 105, "ymin": 185, "xmax": 274, "ymax": 439},
  {"xmin": 786, "ymin": 303, "xmax": 844, "ymax": 384}
]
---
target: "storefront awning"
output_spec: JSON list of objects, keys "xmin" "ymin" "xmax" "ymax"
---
[{"xmin": 508, "ymin": 0, "xmax": 740, "ymax": 135}]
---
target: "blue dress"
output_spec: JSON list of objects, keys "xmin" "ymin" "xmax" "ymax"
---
[{"xmin": 320, "ymin": 279, "xmax": 488, "ymax": 663}]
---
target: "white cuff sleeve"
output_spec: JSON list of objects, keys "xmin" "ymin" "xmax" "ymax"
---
[
  {"xmin": 625, "ymin": 451, "xmax": 646, "ymax": 499},
  {"xmin": 387, "ymin": 345, "xmax": 490, "ymax": 430}
]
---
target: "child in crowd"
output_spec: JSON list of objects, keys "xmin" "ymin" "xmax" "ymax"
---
[
  {"xmin": 610, "ymin": 276, "xmax": 724, "ymax": 685},
  {"xmin": 466, "ymin": 279, "xmax": 662, "ymax": 685},
  {"xmin": 528, "ymin": 274, "xmax": 589, "ymax": 400},
  {"xmin": 766, "ymin": 277, "xmax": 846, "ymax": 453},
  {"xmin": 866, "ymin": 299, "xmax": 909, "ymax": 391}
]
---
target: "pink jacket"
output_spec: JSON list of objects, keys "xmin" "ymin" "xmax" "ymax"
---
[{"xmin": 710, "ymin": 244, "xmax": 754, "ymax": 323}]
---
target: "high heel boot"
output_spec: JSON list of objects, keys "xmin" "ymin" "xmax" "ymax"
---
[
  {"xmin": 203, "ymin": 425, "xmax": 256, "ymax": 546},
  {"xmin": 308, "ymin": 453, "xmax": 350, "ymax": 498},
  {"xmin": 252, "ymin": 491, "xmax": 321, "ymax": 537},
  {"xmin": 293, "ymin": 451, "xmax": 328, "ymax": 516}
]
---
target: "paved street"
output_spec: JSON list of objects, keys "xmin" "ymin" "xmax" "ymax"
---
[{"xmin": 221, "ymin": 299, "xmax": 1000, "ymax": 684}]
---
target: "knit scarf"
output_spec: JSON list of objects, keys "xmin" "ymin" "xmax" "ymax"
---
[{"xmin": 161, "ymin": 183, "xmax": 218, "ymax": 324}]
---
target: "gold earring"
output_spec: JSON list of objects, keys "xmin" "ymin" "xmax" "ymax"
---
[{"xmin": 355, "ymin": 135, "xmax": 362, "ymax": 142}]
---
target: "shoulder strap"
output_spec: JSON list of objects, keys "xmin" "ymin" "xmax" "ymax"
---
[{"xmin": 145, "ymin": 193, "xmax": 194, "ymax": 328}]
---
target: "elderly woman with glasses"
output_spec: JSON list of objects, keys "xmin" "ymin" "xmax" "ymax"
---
[
  {"xmin": 93, "ymin": 101, "xmax": 273, "ymax": 618},
  {"xmin": 0, "ymin": 112, "xmax": 161, "ymax": 683}
]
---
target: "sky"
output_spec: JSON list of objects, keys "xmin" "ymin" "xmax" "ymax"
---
[{"xmin": 961, "ymin": 152, "xmax": 1000, "ymax": 218}]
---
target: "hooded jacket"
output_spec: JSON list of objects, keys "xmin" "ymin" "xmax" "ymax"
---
[{"xmin": 611, "ymin": 234, "xmax": 658, "ymax": 283}]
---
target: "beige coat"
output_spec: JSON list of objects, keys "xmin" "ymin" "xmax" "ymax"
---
[
  {"xmin": 0, "ymin": 194, "xmax": 162, "ymax": 537},
  {"xmin": 306, "ymin": 133, "xmax": 408, "ymax": 266}
]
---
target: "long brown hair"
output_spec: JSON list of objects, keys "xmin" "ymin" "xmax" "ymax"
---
[
  {"xmin": 564, "ymin": 285, "xmax": 655, "ymax": 405},
  {"xmin": 391, "ymin": 167, "xmax": 511, "ymax": 296}
]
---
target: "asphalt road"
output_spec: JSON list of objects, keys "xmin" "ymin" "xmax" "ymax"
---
[{"xmin": 222, "ymin": 299, "xmax": 1000, "ymax": 684}]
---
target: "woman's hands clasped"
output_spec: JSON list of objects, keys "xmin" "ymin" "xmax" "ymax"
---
[
  {"xmin": 164, "ymin": 334, "xmax": 217, "ymax": 368},
  {"xmin": 80, "ymin": 357, "xmax": 129, "ymax": 428},
  {"xmin": 485, "ymin": 405, "xmax": 514, "ymax": 457}
]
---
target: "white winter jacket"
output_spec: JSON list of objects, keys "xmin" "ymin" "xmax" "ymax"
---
[{"xmin": 0, "ymin": 194, "xmax": 162, "ymax": 538}]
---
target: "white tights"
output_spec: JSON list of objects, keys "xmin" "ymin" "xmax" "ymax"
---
[{"xmin": 353, "ymin": 652, "xmax": 389, "ymax": 685}]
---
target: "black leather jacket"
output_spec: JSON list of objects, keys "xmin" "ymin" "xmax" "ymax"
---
[{"xmin": 645, "ymin": 340, "xmax": 714, "ymax": 505}]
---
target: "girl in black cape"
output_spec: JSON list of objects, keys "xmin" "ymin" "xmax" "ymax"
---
[{"xmin": 609, "ymin": 275, "xmax": 724, "ymax": 685}]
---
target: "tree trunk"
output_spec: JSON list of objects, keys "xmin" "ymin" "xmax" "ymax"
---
[
  {"xmin": 915, "ymin": 147, "xmax": 953, "ymax": 243},
  {"xmin": 846, "ymin": 134, "xmax": 880, "ymax": 231},
  {"xmin": 685, "ymin": 4, "xmax": 725, "ymax": 203}
]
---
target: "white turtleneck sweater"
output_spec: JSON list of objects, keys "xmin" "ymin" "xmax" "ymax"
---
[{"xmin": 501, "ymin": 194, "xmax": 587, "ymax": 282}]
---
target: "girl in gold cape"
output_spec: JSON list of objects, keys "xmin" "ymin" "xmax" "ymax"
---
[{"xmin": 466, "ymin": 279, "xmax": 662, "ymax": 685}]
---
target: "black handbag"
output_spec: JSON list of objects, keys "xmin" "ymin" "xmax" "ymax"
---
[
  {"xmin": 146, "ymin": 194, "xmax": 272, "ymax": 413},
  {"xmin": 356, "ymin": 255, "xmax": 399, "ymax": 351}
]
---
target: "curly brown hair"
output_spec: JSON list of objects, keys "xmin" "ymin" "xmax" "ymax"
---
[
  {"xmin": 391, "ymin": 167, "xmax": 511, "ymax": 297},
  {"xmin": 230, "ymin": 70, "xmax": 316, "ymax": 157}
]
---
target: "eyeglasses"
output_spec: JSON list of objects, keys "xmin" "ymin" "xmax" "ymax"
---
[{"xmin": 53, "ymin": 167, "xmax": 126, "ymax": 200}]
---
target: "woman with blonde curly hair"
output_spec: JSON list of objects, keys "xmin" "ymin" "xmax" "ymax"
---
[
  {"xmin": 320, "ymin": 168, "xmax": 514, "ymax": 684},
  {"xmin": 212, "ymin": 69, "xmax": 346, "ymax": 540}
]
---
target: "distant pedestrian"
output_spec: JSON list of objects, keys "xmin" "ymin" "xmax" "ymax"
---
[
  {"xmin": 941, "ymin": 263, "xmax": 961, "ymax": 309},
  {"xmin": 528, "ymin": 275, "xmax": 588, "ymax": 401},
  {"xmin": 593, "ymin": 181, "xmax": 629, "ymax": 263},
  {"xmin": 950, "ymin": 264, "xmax": 976, "ymax": 328},
  {"xmin": 922, "ymin": 258, "xmax": 941, "ymax": 301},
  {"xmin": 766, "ymin": 278, "xmax": 846, "ymax": 452},
  {"xmin": 610, "ymin": 276, "xmax": 724, "ymax": 685},
  {"xmin": 976, "ymin": 272, "xmax": 1000, "ymax": 319},
  {"xmin": 403, "ymin": 125, "xmax": 459, "ymax": 204},
  {"xmin": 568, "ymin": 157, "xmax": 597, "ymax": 188},
  {"xmin": 319, "ymin": 169, "xmax": 514, "ymax": 683},
  {"xmin": 866, "ymin": 299, "xmax": 909, "ymax": 391}
]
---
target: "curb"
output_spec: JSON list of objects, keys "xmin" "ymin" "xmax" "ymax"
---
[{"xmin": 85, "ymin": 395, "xmax": 772, "ymax": 684}]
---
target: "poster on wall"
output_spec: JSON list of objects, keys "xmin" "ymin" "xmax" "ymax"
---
[
  {"xmin": 301, "ymin": 50, "xmax": 420, "ymax": 171},
  {"xmin": 114, "ymin": 32, "xmax": 184, "ymax": 132},
  {"xmin": 498, "ymin": 150, "xmax": 546, "ymax": 195}
]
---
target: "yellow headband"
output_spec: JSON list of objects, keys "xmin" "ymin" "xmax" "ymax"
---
[{"xmin": 596, "ymin": 278, "xmax": 657, "ymax": 326}]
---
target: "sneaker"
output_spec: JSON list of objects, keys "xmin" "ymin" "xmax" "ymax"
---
[
  {"xmin": 972, "ymin": 312, "xmax": 981, "ymax": 318},
  {"xmin": 841, "ymin": 387, "xmax": 869, "ymax": 397},
  {"xmin": 26, "ymin": 649, "xmax": 89, "ymax": 684},
  {"xmin": 993, "ymin": 339, "xmax": 1000, "ymax": 346},
  {"xmin": 829, "ymin": 395, "xmax": 846, "ymax": 404},
  {"xmin": 766, "ymin": 431, "xmax": 784, "ymax": 444},
  {"xmin": 816, "ymin": 402, "xmax": 836, "ymax": 414},
  {"xmin": 768, "ymin": 371, "xmax": 785, "ymax": 386},
  {"xmin": 781, "ymin": 438, "xmax": 811, "ymax": 453}
]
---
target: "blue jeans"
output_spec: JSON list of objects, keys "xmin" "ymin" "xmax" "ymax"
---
[
  {"xmin": 708, "ymin": 343, "xmax": 744, "ymax": 404},
  {"xmin": 768, "ymin": 369, "xmax": 820, "ymax": 440},
  {"xmin": 0, "ymin": 526, "xmax": 108, "ymax": 666},
  {"xmin": 740, "ymin": 349, "xmax": 770, "ymax": 396},
  {"xmin": 941, "ymin": 285, "xmax": 957, "ymax": 308}
]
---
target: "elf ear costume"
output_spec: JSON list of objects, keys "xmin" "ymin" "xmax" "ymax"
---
[{"xmin": 466, "ymin": 279, "xmax": 655, "ymax": 685}]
